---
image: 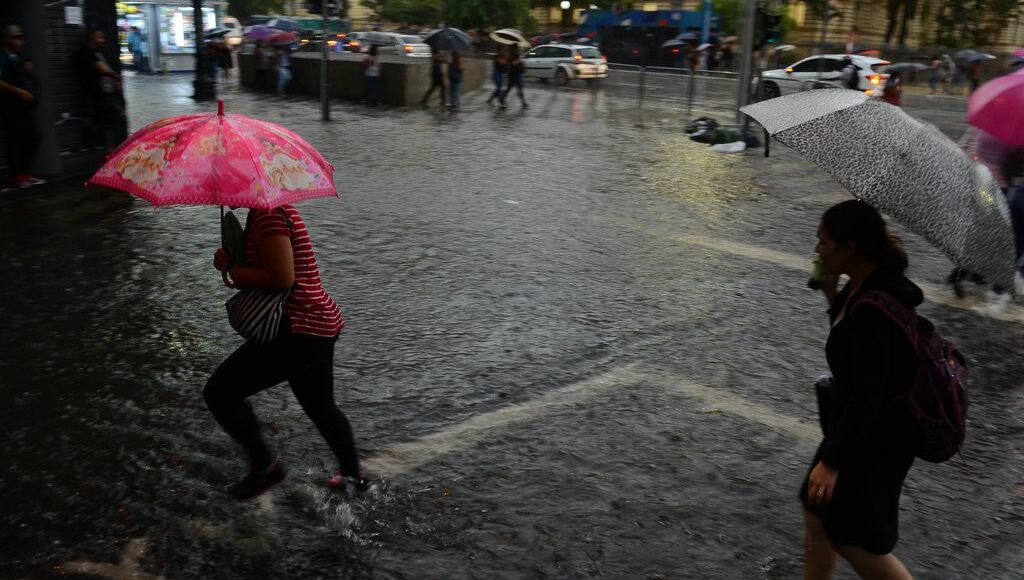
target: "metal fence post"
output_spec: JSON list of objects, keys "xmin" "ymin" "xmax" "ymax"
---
[{"xmin": 687, "ymin": 68, "xmax": 696, "ymax": 118}]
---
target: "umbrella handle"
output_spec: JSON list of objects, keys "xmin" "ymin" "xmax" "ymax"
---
[{"xmin": 222, "ymin": 270, "xmax": 236, "ymax": 289}]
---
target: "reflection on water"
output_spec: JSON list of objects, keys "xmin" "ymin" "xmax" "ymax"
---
[{"xmin": 1, "ymin": 74, "xmax": 1021, "ymax": 579}]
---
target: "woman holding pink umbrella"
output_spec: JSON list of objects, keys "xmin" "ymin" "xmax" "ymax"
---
[
  {"xmin": 205, "ymin": 202, "xmax": 366, "ymax": 499},
  {"xmin": 88, "ymin": 100, "xmax": 368, "ymax": 499}
]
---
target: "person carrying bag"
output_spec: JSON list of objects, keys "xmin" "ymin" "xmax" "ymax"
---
[{"xmin": 207, "ymin": 204, "xmax": 367, "ymax": 500}]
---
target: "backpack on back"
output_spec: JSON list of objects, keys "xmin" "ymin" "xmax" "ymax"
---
[{"xmin": 852, "ymin": 290, "xmax": 968, "ymax": 463}]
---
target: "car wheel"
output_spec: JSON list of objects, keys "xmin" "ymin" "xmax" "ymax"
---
[
  {"xmin": 555, "ymin": 68, "xmax": 569, "ymax": 86},
  {"xmin": 760, "ymin": 82, "xmax": 781, "ymax": 100}
]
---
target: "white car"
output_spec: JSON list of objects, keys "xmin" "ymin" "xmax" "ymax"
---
[
  {"xmin": 356, "ymin": 31, "xmax": 431, "ymax": 57},
  {"xmin": 521, "ymin": 43, "xmax": 608, "ymax": 85},
  {"xmin": 759, "ymin": 54, "xmax": 890, "ymax": 99}
]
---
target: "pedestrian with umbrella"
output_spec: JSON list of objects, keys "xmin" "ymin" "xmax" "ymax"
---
[
  {"xmin": 502, "ymin": 46, "xmax": 527, "ymax": 108},
  {"xmin": 87, "ymin": 100, "xmax": 368, "ymax": 499},
  {"xmin": 420, "ymin": 48, "xmax": 447, "ymax": 108},
  {"xmin": 448, "ymin": 50, "xmax": 464, "ymax": 111}
]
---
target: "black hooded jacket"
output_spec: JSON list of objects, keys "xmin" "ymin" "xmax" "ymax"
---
[{"xmin": 818, "ymin": 269, "xmax": 923, "ymax": 471}]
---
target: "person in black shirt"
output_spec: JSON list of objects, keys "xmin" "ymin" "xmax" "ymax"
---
[
  {"xmin": 75, "ymin": 29, "xmax": 122, "ymax": 151},
  {"xmin": 502, "ymin": 46, "xmax": 527, "ymax": 108},
  {"xmin": 419, "ymin": 50, "xmax": 447, "ymax": 108},
  {"xmin": 0, "ymin": 25, "xmax": 44, "ymax": 189},
  {"xmin": 803, "ymin": 200, "xmax": 918, "ymax": 579}
]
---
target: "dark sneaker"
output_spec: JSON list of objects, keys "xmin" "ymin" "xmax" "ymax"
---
[{"xmin": 226, "ymin": 462, "xmax": 287, "ymax": 500}]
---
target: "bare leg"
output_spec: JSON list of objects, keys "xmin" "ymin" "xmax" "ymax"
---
[
  {"xmin": 804, "ymin": 510, "xmax": 838, "ymax": 580},
  {"xmin": 834, "ymin": 544, "xmax": 913, "ymax": 580}
]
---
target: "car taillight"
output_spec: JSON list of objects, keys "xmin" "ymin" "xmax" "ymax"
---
[
  {"xmin": 601, "ymin": 55, "xmax": 607, "ymax": 61},
  {"xmin": 868, "ymin": 74, "xmax": 882, "ymax": 85},
  {"xmin": 350, "ymin": 41, "xmax": 359, "ymax": 48},
  {"xmin": 404, "ymin": 45, "xmax": 414, "ymax": 53},
  {"xmin": 327, "ymin": 40, "xmax": 337, "ymax": 47},
  {"xmin": 574, "ymin": 54, "xmax": 582, "ymax": 61},
  {"xmin": 671, "ymin": 47, "xmax": 680, "ymax": 53}
]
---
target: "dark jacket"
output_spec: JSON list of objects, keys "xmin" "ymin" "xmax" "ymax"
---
[{"xmin": 818, "ymin": 269, "xmax": 922, "ymax": 471}]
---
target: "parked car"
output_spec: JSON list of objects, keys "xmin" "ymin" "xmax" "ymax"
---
[
  {"xmin": 354, "ymin": 31, "xmax": 431, "ymax": 57},
  {"xmin": 758, "ymin": 54, "xmax": 891, "ymax": 99},
  {"xmin": 521, "ymin": 43, "xmax": 608, "ymax": 85}
]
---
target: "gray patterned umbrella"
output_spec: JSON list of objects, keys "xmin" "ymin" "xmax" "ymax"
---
[{"xmin": 741, "ymin": 89, "xmax": 1018, "ymax": 291}]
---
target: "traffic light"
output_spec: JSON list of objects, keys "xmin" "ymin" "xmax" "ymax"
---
[
  {"xmin": 755, "ymin": 9, "xmax": 782, "ymax": 47},
  {"xmin": 762, "ymin": 13, "xmax": 782, "ymax": 44}
]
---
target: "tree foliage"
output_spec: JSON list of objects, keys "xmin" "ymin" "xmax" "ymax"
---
[
  {"xmin": 226, "ymin": 0, "xmax": 285, "ymax": 24},
  {"xmin": 934, "ymin": 0, "xmax": 1020, "ymax": 47},
  {"xmin": 446, "ymin": 0, "xmax": 533, "ymax": 29}
]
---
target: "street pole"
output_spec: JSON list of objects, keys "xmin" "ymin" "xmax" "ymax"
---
[
  {"xmin": 735, "ymin": 0, "xmax": 757, "ymax": 123},
  {"xmin": 192, "ymin": 0, "xmax": 215, "ymax": 101},
  {"xmin": 700, "ymin": 0, "xmax": 713, "ymax": 44},
  {"xmin": 321, "ymin": 1, "xmax": 330, "ymax": 121},
  {"xmin": 817, "ymin": 1, "xmax": 829, "ymax": 80}
]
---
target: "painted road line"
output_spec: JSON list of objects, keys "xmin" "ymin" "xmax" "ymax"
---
[
  {"xmin": 363, "ymin": 363, "xmax": 647, "ymax": 477},
  {"xmin": 645, "ymin": 369, "xmax": 820, "ymax": 444},
  {"xmin": 678, "ymin": 234, "xmax": 1024, "ymax": 324},
  {"xmin": 363, "ymin": 363, "xmax": 818, "ymax": 478}
]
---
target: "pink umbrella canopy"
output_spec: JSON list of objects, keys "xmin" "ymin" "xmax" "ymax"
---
[
  {"xmin": 88, "ymin": 100, "xmax": 337, "ymax": 209},
  {"xmin": 1014, "ymin": 47, "xmax": 1024, "ymax": 57},
  {"xmin": 967, "ymin": 69, "xmax": 1024, "ymax": 147}
]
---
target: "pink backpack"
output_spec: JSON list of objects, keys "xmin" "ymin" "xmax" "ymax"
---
[{"xmin": 852, "ymin": 290, "xmax": 968, "ymax": 463}]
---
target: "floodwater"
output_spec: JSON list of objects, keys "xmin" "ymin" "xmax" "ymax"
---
[{"xmin": 1, "ymin": 72, "xmax": 1022, "ymax": 579}]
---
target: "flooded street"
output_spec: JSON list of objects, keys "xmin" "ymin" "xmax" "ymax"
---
[{"xmin": 1, "ymin": 73, "xmax": 1022, "ymax": 579}]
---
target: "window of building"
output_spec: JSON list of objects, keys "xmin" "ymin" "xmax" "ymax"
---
[
  {"xmin": 642, "ymin": 2, "xmax": 660, "ymax": 11},
  {"xmin": 158, "ymin": 5, "xmax": 216, "ymax": 53}
]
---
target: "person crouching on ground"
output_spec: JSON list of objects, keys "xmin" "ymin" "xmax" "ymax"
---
[
  {"xmin": 803, "ymin": 200, "xmax": 920, "ymax": 580},
  {"xmin": 207, "ymin": 205, "xmax": 367, "ymax": 499}
]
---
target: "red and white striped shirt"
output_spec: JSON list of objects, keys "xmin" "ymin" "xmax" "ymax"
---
[{"xmin": 244, "ymin": 205, "xmax": 343, "ymax": 337}]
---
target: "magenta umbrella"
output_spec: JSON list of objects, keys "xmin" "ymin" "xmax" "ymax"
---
[
  {"xmin": 967, "ymin": 69, "xmax": 1024, "ymax": 146},
  {"xmin": 87, "ymin": 99, "xmax": 338, "ymax": 209},
  {"xmin": 1014, "ymin": 47, "xmax": 1024, "ymax": 57},
  {"xmin": 243, "ymin": 25, "xmax": 282, "ymax": 42}
]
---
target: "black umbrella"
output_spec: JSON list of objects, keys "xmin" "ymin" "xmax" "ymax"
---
[
  {"xmin": 205, "ymin": 28, "xmax": 231, "ymax": 39},
  {"xmin": 423, "ymin": 27, "xmax": 472, "ymax": 52},
  {"xmin": 885, "ymin": 62, "xmax": 929, "ymax": 74}
]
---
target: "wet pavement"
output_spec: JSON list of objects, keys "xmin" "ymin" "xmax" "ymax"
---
[{"xmin": 1, "ymin": 72, "xmax": 1023, "ymax": 579}]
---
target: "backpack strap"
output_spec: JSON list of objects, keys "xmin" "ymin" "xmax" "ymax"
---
[
  {"xmin": 274, "ymin": 206, "xmax": 294, "ymax": 237},
  {"xmin": 848, "ymin": 290, "xmax": 919, "ymax": 348}
]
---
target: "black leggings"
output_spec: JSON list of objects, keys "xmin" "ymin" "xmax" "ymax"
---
[{"xmin": 204, "ymin": 322, "xmax": 360, "ymax": 476}]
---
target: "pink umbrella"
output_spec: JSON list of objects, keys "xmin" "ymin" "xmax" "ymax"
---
[
  {"xmin": 88, "ymin": 100, "xmax": 337, "ymax": 209},
  {"xmin": 967, "ymin": 69, "xmax": 1024, "ymax": 147},
  {"xmin": 1014, "ymin": 47, "xmax": 1024, "ymax": 57}
]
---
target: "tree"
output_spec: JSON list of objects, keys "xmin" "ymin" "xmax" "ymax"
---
[
  {"xmin": 447, "ymin": 0, "xmax": 533, "ymax": 29},
  {"xmin": 713, "ymin": 0, "xmax": 742, "ymax": 35},
  {"xmin": 226, "ymin": 0, "xmax": 285, "ymax": 24},
  {"xmin": 933, "ymin": 0, "xmax": 1018, "ymax": 47}
]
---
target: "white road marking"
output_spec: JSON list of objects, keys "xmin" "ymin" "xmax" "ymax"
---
[
  {"xmin": 677, "ymin": 234, "xmax": 1024, "ymax": 324},
  {"xmin": 363, "ymin": 363, "xmax": 647, "ymax": 476}
]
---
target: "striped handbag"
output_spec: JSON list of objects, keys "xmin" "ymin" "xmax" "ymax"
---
[
  {"xmin": 225, "ymin": 287, "xmax": 292, "ymax": 344},
  {"xmin": 223, "ymin": 208, "xmax": 294, "ymax": 344}
]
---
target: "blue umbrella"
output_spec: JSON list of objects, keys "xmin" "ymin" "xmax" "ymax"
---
[{"xmin": 423, "ymin": 27, "xmax": 472, "ymax": 52}]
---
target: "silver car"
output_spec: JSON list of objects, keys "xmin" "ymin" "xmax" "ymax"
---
[
  {"xmin": 521, "ymin": 43, "xmax": 608, "ymax": 85},
  {"xmin": 357, "ymin": 31, "xmax": 431, "ymax": 57}
]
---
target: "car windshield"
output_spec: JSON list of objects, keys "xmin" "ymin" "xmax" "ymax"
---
[
  {"xmin": 402, "ymin": 36, "xmax": 422, "ymax": 44},
  {"xmin": 578, "ymin": 47, "xmax": 601, "ymax": 59}
]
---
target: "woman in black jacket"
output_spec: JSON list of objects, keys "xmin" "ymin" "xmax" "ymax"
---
[{"xmin": 803, "ymin": 200, "xmax": 919, "ymax": 579}]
